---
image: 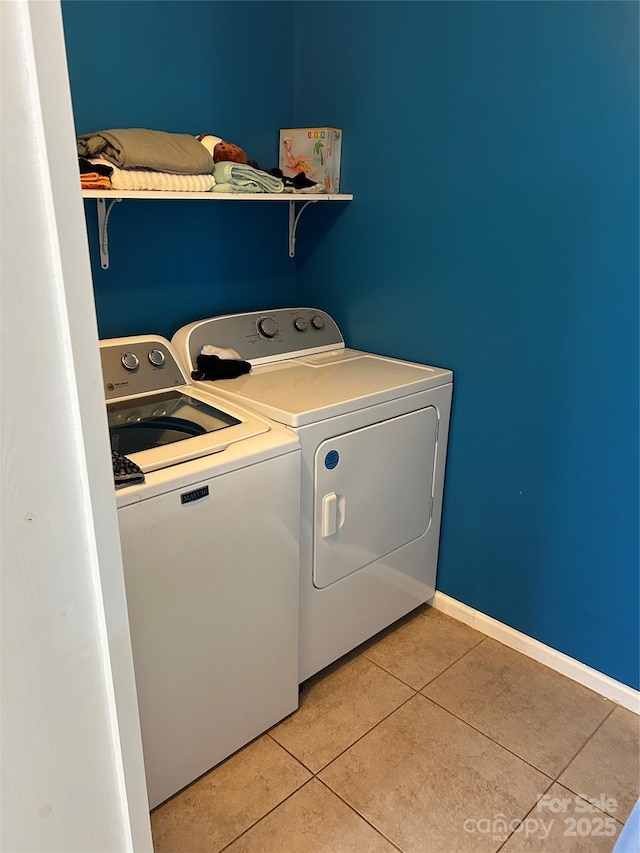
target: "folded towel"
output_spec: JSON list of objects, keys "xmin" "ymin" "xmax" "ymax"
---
[
  {"xmin": 81, "ymin": 174, "xmax": 111, "ymax": 190},
  {"xmin": 112, "ymin": 450, "xmax": 145, "ymax": 488},
  {"xmin": 212, "ymin": 162, "xmax": 284, "ymax": 194},
  {"xmin": 89, "ymin": 159, "xmax": 216, "ymax": 193},
  {"xmin": 77, "ymin": 128, "xmax": 214, "ymax": 174}
]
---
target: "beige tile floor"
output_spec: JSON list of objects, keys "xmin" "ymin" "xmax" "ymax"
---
[{"xmin": 151, "ymin": 606, "xmax": 640, "ymax": 853}]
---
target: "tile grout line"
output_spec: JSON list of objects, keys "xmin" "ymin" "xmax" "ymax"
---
[
  {"xmin": 357, "ymin": 623, "xmax": 599, "ymax": 784},
  {"xmin": 494, "ymin": 777, "xmax": 557, "ymax": 853},
  {"xmin": 495, "ymin": 773, "xmax": 627, "ymax": 853},
  {"xmin": 552, "ymin": 705, "xmax": 616, "ymax": 782},
  {"xmin": 269, "ymin": 657, "xmax": 421, "ymax": 776},
  {"xmin": 271, "ymin": 619, "xmax": 490, "ymax": 777},
  {"xmin": 222, "ymin": 696, "xmax": 614, "ymax": 853},
  {"xmin": 314, "ymin": 776, "xmax": 405, "ymax": 852},
  {"xmin": 360, "ymin": 633, "xmax": 488, "ymax": 693},
  {"xmin": 314, "ymin": 689, "xmax": 419, "ymax": 775},
  {"xmin": 266, "ymin": 730, "xmax": 317, "ymax": 774},
  {"xmin": 421, "ymin": 685, "xmax": 615, "ymax": 787},
  {"xmin": 419, "ymin": 692, "xmax": 556, "ymax": 782},
  {"xmin": 549, "ymin": 705, "xmax": 630, "ymax": 822},
  {"xmin": 411, "ymin": 637, "xmax": 616, "ymax": 781},
  {"xmin": 262, "ymin": 634, "xmax": 494, "ymax": 830},
  {"xmin": 300, "ymin": 689, "xmax": 420, "ymax": 777},
  {"xmin": 164, "ymin": 617, "xmax": 627, "ymax": 851},
  {"xmin": 275, "ymin": 633, "xmax": 577, "ymax": 785},
  {"xmin": 420, "ymin": 695, "xmax": 629, "ymax": 830},
  {"xmin": 230, "ymin": 690, "xmax": 619, "ymax": 852},
  {"xmin": 416, "ymin": 633, "xmax": 488, "ymax": 690},
  {"xmin": 216, "ymin": 771, "xmax": 406, "ymax": 853},
  {"xmin": 216, "ymin": 777, "xmax": 316, "ymax": 853}
]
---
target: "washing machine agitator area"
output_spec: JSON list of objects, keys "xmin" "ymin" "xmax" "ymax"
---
[
  {"xmin": 172, "ymin": 309, "xmax": 453, "ymax": 682},
  {"xmin": 101, "ymin": 335, "xmax": 300, "ymax": 808}
]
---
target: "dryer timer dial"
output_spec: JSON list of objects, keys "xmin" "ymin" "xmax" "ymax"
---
[
  {"xmin": 311, "ymin": 315, "xmax": 325, "ymax": 330},
  {"xmin": 258, "ymin": 317, "xmax": 279, "ymax": 338}
]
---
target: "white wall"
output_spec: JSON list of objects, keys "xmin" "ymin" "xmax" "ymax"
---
[{"xmin": 0, "ymin": 2, "xmax": 152, "ymax": 850}]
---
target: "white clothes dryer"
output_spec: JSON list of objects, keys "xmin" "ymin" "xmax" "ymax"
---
[
  {"xmin": 172, "ymin": 309, "xmax": 453, "ymax": 682},
  {"xmin": 101, "ymin": 335, "xmax": 300, "ymax": 808}
]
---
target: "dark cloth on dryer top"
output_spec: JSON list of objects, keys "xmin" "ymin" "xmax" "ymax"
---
[
  {"xmin": 112, "ymin": 451, "xmax": 145, "ymax": 488},
  {"xmin": 191, "ymin": 353, "xmax": 252, "ymax": 381}
]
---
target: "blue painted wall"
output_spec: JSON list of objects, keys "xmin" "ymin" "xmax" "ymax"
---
[
  {"xmin": 295, "ymin": 2, "xmax": 639, "ymax": 688},
  {"xmin": 62, "ymin": 1, "xmax": 639, "ymax": 689},
  {"xmin": 62, "ymin": 1, "xmax": 297, "ymax": 340}
]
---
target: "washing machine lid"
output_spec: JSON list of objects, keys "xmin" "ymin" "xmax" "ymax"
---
[
  {"xmin": 108, "ymin": 386, "xmax": 271, "ymax": 473},
  {"xmin": 100, "ymin": 334, "xmax": 277, "ymax": 474},
  {"xmin": 201, "ymin": 349, "xmax": 453, "ymax": 428}
]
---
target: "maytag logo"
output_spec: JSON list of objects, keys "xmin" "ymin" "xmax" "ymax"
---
[{"xmin": 181, "ymin": 485, "xmax": 209, "ymax": 505}]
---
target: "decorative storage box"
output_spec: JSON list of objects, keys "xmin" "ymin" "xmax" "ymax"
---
[{"xmin": 279, "ymin": 128, "xmax": 342, "ymax": 193}]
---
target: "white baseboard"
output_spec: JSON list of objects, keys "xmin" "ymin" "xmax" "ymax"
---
[{"xmin": 432, "ymin": 591, "xmax": 640, "ymax": 714}]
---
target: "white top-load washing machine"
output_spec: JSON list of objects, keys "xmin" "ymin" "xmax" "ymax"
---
[
  {"xmin": 101, "ymin": 335, "xmax": 300, "ymax": 808},
  {"xmin": 172, "ymin": 309, "xmax": 453, "ymax": 682}
]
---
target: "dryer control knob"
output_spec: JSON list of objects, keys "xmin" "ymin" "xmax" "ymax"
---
[
  {"xmin": 258, "ymin": 317, "xmax": 279, "ymax": 338},
  {"xmin": 311, "ymin": 315, "xmax": 325, "ymax": 330},
  {"xmin": 294, "ymin": 317, "xmax": 308, "ymax": 331},
  {"xmin": 148, "ymin": 348, "xmax": 165, "ymax": 367},
  {"xmin": 121, "ymin": 352, "xmax": 139, "ymax": 371}
]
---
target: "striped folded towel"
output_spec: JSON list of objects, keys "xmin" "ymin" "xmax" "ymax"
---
[
  {"xmin": 212, "ymin": 162, "xmax": 284, "ymax": 194},
  {"xmin": 90, "ymin": 159, "xmax": 216, "ymax": 192}
]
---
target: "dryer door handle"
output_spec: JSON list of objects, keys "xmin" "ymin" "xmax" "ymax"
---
[{"xmin": 322, "ymin": 492, "xmax": 338, "ymax": 538}]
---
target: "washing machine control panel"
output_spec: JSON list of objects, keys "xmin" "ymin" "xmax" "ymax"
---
[{"xmin": 100, "ymin": 336, "xmax": 185, "ymax": 400}]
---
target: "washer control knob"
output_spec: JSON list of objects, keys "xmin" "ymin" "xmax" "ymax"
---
[
  {"xmin": 294, "ymin": 317, "xmax": 308, "ymax": 332},
  {"xmin": 258, "ymin": 317, "xmax": 279, "ymax": 338},
  {"xmin": 311, "ymin": 315, "xmax": 325, "ymax": 330},
  {"xmin": 148, "ymin": 348, "xmax": 165, "ymax": 367},
  {"xmin": 121, "ymin": 352, "xmax": 139, "ymax": 371}
]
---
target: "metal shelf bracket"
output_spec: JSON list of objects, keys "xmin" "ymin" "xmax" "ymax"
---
[
  {"xmin": 288, "ymin": 199, "xmax": 318, "ymax": 258},
  {"xmin": 96, "ymin": 197, "xmax": 122, "ymax": 269},
  {"xmin": 89, "ymin": 194, "xmax": 349, "ymax": 267}
]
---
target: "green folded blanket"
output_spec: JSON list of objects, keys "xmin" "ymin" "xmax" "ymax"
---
[
  {"xmin": 76, "ymin": 128, "xmax": 213, "ymax": 174},
  {"xmin": 212, "ymin": 162, "xmax": 284, "ymax": 193}
]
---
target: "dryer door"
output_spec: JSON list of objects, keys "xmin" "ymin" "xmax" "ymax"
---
[{"xmin": 313, "ymin": 407, "xmax": 438, "ymax": 589}]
